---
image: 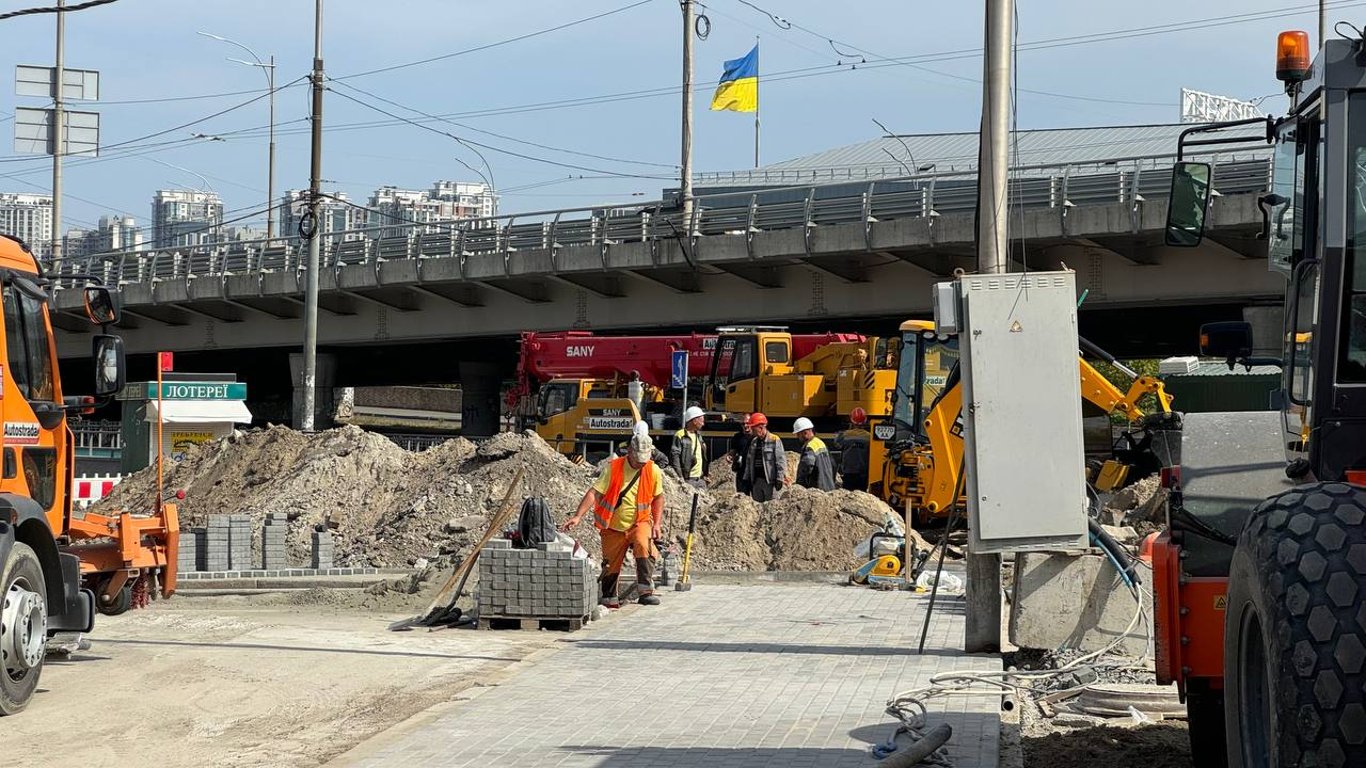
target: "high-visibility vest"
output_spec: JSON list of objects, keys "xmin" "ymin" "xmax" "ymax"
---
[{"xmin": 593, "ymin": 457, "xmax": 658, "ymax": 530}]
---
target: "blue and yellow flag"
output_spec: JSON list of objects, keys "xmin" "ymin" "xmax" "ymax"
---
[{"xmin": 710, "ymin": 45, "xmax": 758, "ymax": 113}]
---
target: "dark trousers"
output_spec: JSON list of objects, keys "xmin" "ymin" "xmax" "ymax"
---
[
  {"xmin": 842, "ymin": 473, "xmax": 869, "ymax": 492},
  {"xmin": 751, "ymin": 478, "xmax": 776, "ymax": 502}
]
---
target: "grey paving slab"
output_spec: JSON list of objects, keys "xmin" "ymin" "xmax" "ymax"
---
[{"xmin": 331, "ymin": 584, "xmax": 1001, "ymax": 768}]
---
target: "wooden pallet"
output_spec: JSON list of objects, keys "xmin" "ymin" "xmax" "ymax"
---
[{"xmin": 478, "ymin": 614, "xmax": 590, "ymax": 632}]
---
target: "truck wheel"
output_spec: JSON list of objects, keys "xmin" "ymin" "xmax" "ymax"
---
[
  {"xmin": 1186, "ymin": 679, "xmax": 1228, "ymax": 767},
  {"xmin": 97, "ymin": 582, "xmax": 131, "ymax": 617},
  {"xmin": 0, "ymin": 542, "xmax": 47, "ymax": 715},
  {"xmin": 1224, "ymin": 482, "xmax": 1366, "ymax": 768}
]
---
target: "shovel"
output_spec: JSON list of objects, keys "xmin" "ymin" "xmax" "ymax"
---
[
  {"xmin": 674, "ymin": 493, "xmax": 699, "ymax": 592},
  {"xmin": 389, "ymin": 467, "xmax": 524, "ymax": 631}
]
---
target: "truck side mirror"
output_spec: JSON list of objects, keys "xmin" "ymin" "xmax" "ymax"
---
[
  {"xmin": 1165, "ymin": 162, "xmax": 1213, "ymax": 247},
  {"xmin": 83, "ymin": 286, "xmax": 119, "ymax": 325},
  {"xmin": 92, "ymin": 334, "xmax": 125, "ymax": 397},
  {"xmin": 1199, "ymin": 321, "xmax": 1254, "ymax": 362}
]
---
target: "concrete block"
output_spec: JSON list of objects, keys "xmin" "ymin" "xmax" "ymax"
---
[
  {"xmin": 484, "ymin": 538, "xmax": 511, "ymax": 550},
  {"xmin": 1010, "ymin": 551, "xmax": 1152, "ymax": 658}
]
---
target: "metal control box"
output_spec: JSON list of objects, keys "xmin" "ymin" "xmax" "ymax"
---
[{"xmin": 954, "ymin": 270, "xmax": 1089, "ymax": 554}]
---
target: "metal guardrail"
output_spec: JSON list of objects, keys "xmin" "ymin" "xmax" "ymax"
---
[
  {"xmin": 50, "ymin": 152, "xmax": 1271, "ymax": 289},
  {"xmin": 71, "ymin": 420, "xmax": 123, "ymax": 451}
]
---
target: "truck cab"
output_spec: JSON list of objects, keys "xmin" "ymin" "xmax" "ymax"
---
[{"xmin": 0, "ymin": 233, "xmax": 127, "ymax": 714}]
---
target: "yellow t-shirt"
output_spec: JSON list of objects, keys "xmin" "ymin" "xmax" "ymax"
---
[{"xmin": 592, "ymin": 461, "xmax": 665, "ymax": 531}]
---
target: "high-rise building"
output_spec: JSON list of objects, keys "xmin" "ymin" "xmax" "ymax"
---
[
  {"xmin": 0, "ymin": 193, "xmax": 54, "ymax": 258},
  {"xmin": 63, "ymin": 215, "xmax": 142, "ymax": 260},
  {"xmin": 366, "ymin": 181, "xmax": 495, "ymax": 238},
  {"xmin": 151, "ymin": 189, "xmax": 224, "ymax": 249},
  {"xmin": 279, "ymin": 190, "xmax": 366, "ymax": 242}
]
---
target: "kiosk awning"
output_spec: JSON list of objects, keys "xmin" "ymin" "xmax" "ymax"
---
[{"xmin": 145, "ymin": 399, "xmax": 252, "ymax": 424}]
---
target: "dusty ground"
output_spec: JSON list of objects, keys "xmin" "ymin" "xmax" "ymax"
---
[
  {"xmin": 1022, "ymin": 723, "xmax": 1191, "ymax": 767},
  {"xmin": 11, "ymin": 596, "xmax": 561, "ymax": 768}
]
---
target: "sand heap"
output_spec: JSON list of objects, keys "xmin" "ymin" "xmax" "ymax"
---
[{"xmin": 93, "ymin": 426, "xmax": 901, "ymax": 573}]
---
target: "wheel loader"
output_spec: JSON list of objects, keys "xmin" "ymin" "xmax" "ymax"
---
[{"xmin": 1155, "ymin": 29, "xmax": 1366, "ymax": 766}]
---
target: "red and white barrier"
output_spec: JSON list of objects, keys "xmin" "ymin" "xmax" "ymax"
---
[{"xmin": 74, "ymin": 474, "xmax": 123, "ymax": 509}]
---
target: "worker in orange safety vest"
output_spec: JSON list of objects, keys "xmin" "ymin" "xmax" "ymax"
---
[{"xmin": 562, "ymin": 425, "xmax": 665, "ymax": 608}]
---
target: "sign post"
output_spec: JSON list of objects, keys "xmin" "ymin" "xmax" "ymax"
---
[
  {"xmin": 671, "ymin": 350, "xmax": 689, "ymax": 426},
  {"xmin": 156, "ymin": 352, "xmax": 173, "ymax": 512}
]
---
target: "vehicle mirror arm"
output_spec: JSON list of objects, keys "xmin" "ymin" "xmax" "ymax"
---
[
  {"xmin": 1257, "ymin": 193, "xmax": 1289, "ymax": 240},
  {"xmin": 1225, "ymin": 355, "xmax": 1284, "ymax": 371}
]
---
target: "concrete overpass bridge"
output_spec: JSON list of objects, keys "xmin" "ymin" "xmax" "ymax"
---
[{"xmin": 49, "ymin": 145, "xmax": 1282, "ymax": 430}]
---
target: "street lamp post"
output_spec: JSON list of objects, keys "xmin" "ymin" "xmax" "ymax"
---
[{"xmin": 199, "ymin": 32, "xmax": 276, "ymax": 239}]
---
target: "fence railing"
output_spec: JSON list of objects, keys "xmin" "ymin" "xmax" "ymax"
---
[{"xmin": 51, "ymin": 151, "xmax": 1271, "ymax": 290}]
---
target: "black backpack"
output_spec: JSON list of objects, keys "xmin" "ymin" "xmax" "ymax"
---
[{"xmin": 516, "ymin": 496, "xmax": 556, "ymax": 548}]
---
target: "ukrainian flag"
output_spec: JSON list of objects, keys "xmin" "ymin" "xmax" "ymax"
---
[{"xmin": 710, "ymin": 45, "xmax": 758, "ymax": 113}]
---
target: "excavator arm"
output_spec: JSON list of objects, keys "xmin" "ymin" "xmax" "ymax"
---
[{"xmin": 914, "ymin": 354, "xmax": 1173, "ymax": 519}]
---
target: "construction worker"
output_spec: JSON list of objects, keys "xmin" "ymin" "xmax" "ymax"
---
[
  {"xmin": 670, "ymin": 405, "xmax": 710, "ymax": 489},
  {"xmin": 793, "ymin": 417, "xmax": 837, "ymax": 491},
  {"xmin": 563, "ymin": 426, "xmax": 665, "ymax": 608},
  {"xmin": 745, "ymin": 412, "xmax": 788, "ymax": 502},
  {"xmin": 729, "ymin": 416, "xmax": 754, "ymax": 494},
  {"xmin": 834, "ymin": 407, "xmax": 872, "ymax": 491}
]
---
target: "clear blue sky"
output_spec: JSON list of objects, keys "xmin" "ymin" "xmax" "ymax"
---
[{"xmin": 0, "ymin": 0, "xmax": 1336, "ymax": 234}]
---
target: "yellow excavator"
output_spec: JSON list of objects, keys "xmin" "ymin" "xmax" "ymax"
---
[{"xmin": 869, "ymin": 319, "xmax": 1175, "ymax": 523}]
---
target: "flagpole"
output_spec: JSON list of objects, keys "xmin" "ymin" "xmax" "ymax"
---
[{"xmin": 753, "ymin": 37, "xmax": 760, "ymax": 169}]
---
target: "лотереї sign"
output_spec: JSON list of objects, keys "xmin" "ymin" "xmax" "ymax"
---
[{"xmin": 138, "ymin": 382, "xmax": 248, "ymax": 400}]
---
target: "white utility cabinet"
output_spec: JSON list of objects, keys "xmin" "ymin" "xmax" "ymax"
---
[{"xmin": 940, "ymin": 270, "xmax": 1090, "ymax": 554}]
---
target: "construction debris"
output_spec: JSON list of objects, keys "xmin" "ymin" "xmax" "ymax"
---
[{"xmin": 93, "ymin": 426, "xmax": 904, "ymax": 576}]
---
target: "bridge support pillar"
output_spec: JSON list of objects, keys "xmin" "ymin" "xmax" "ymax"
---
[
  {"xmin": 459, "ymin": 360, "xmax": 502, "ymax": 438},
  {"xmin": 290, "ymin": 352, "xmax": 337, "ymax": 431}
]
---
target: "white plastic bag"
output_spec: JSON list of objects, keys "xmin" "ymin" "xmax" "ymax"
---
[
  {"xmin": 915, "ymin": 570, "xmax": 963, "ymax": 593},
  {"xmin": 556, "ymin": 532, "xmax": 589, "ymax": 560}
]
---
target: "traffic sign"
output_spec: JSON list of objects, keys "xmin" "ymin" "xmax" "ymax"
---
[{"xmin": 670, "ymin": 350, "xmax": 689, "ymax": 389}]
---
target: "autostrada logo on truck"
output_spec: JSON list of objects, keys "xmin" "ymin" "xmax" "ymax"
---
[
  {"xmin": 585, "ymin": 407, "xmax": 633, "ymax": 431},
  {"xmin": 4, "ymin": 422, "xmax": 40, "ymax": 445}
]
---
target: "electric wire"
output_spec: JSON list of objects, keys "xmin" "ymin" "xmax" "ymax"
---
[{"xmin": 0, "ymin": 0, "xmax": 120, "ymax": 21}]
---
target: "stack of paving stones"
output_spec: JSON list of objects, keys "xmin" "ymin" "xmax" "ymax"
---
[
  {"xmin": 204, "ymin": 517, "xmax": 231, "ymax": 571},
  {"xmin": 227, "ymin": 514, "xmax": 252, "ymax": 571},
  {"xmin": 176, "ymin": 528, "xmax": 203, "ymax": 574},
  {"xmin": 311, "ymin": 529, "xmax": 334, "ymax": 569},
  {"xmin": 261, "ymin": 513, "xmax": 289, "ymax": 570},
  {"xmin": 476, "ymin": 539, "xmax": 596, "ymax": 630}
]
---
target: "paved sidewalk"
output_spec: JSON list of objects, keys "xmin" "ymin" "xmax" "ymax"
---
[{"xmin": 332, "ymin": 583, "xmax": 1001, "ymax": 768}]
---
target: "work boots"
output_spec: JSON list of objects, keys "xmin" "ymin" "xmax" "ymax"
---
[{"xmin": 638, "ymin": 593, "xmax": 661, "ymax": 606}]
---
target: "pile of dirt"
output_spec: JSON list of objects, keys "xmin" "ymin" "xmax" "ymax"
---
[
  {"xmin": 686, "ymin": 488, "xmax": 894, "ymax": 571},
  {"xmin": 94, "ymin": 426, "xmax": 902, "ymax": 577},
  {"xmin": 1098, "ymin": 475, "xmax": 1166, "ymax": 538}
]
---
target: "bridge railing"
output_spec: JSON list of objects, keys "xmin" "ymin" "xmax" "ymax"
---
[{"xmin": 49, "ymin": 151, "xmax": 1271, "ymax": 290}]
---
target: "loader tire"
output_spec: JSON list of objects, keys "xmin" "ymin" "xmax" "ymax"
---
[
  {"xmin": 1224, "ymin": 483, "xmax": 1366, "ymax": 768},
  {"xmin": 97, "ymin": 583, "xmax": 131, "ymax": 617},
  {"xmin": 0, "ymin": 542, "xmax": 47, "ymax": 715}
]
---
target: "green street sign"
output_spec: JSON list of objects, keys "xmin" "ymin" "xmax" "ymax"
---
[{"xmin": 137, "ymin": 382, "xmax": 247, "ymax": 400}]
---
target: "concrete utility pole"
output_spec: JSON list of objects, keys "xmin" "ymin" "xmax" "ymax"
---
[
  {"xmin": 198, "ymin": 33, "xmax": 277, "ymax": 238},
  {"xmin": 680, "ymin": 0, "xmax": 695, "ymax": 226},
  {"xmin": 50, "ymin": 0, "xmax": 64, "ymax": 270},
  {"xmin": 301, "ymin": 0, "xmax": 324, "ymax": 431},
  {"xmin": 965, "ymin": 0, "xmax": 1013, "ymax": 654}
]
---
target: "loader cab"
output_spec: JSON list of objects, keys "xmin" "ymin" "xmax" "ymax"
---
[
  {"xmin": 886, "ymin": 320, "xmax": 959, "ymax": 443},
  {"xmin": 1164, "ymin": 36, "xmax": 1366, "ymax": 482}
]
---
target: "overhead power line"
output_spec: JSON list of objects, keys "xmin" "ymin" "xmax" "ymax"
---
[
  {"xmin": 326, "ymin": 87, "xmax": 675, "ymax": 180},
  {"xmin": 334, "ymin": 0, "xmax": 656, "ymax": 81},
  {"xmin": 0, "ymin": 0, "xmax": 120, "ymax": 21}
]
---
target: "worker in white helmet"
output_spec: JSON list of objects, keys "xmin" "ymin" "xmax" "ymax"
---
[
  {"xmin": 793, "ymin": 417, "xmax": 836, "ymax": 491},
  {"xmin": 670, "ymin": 406, "xmax": 710, "ymax": 489}
]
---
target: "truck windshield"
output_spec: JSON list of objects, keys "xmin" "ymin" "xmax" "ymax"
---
[{"xmin": 2, "ymin": 284, "xmax": 55, "ymax": 403}]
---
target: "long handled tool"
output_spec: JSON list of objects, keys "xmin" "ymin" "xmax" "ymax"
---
[
  {"xmin": 389, "ymin": 467, "xmax": 524, "ymax": 631},
  {"xmin": 674, "ymin": 493, "xmax": 699, "ymax": 592}
]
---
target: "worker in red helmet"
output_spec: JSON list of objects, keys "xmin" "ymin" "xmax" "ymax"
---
[
  {"xmin": 834, "ymin": 407, "xmax": 872, "ymax": 492},
  {"xmin": 745, "ymin": 413, "xmax": 788, "ymax": 502}
]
